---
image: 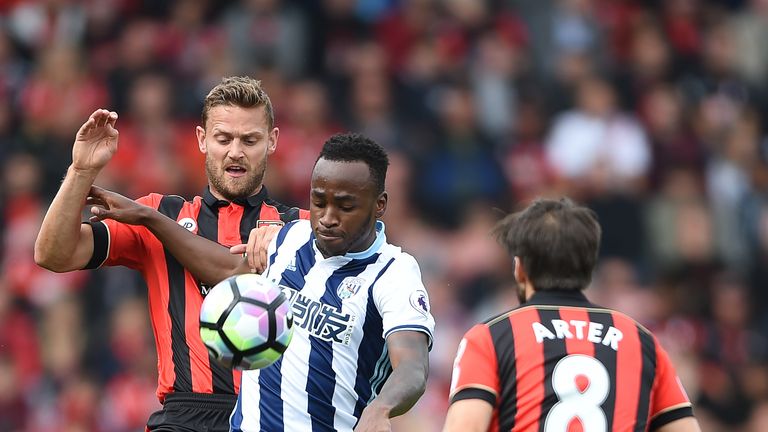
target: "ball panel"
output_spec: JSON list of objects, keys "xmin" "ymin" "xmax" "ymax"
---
[
  {"xmin": 222, "ymin": 303, "xmax": 270, "ymax": 351},
  {"xmin": 200, "ymin": 327, "xmax": 235, "ymax": 368},
  {"xmin": 199, "ymin": 280, "xmax": 236, "ymax": 324},
  {"xmin": 241, "ymin": 348, "xmax": 283, "ymax": 370},
  {"xmin": 236, "ymin": 274, "xmax": 279, "ymax": 304},
  {"xmin": 273, "ymin": 301, "xmax": 293, "ymax": 346},
  {"xmin": 199, "ymin": 274, "xmax": 294, "ymax": 371}
]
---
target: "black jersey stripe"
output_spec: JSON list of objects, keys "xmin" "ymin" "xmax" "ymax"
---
[
  {"xmin": 158, "ymin": 195, "xmax": 192, "ymax": 392},
  {"xmin": 537, "ymin": 309, "xmax": 567, "ymax": 432},
  {"xmin": 239, "ymin": 203, "xmax": 262, "ymax": 243},
  {"xmin": 489, "ymin": 316, "xmax": 517, "ymax": 431},
  {"xmin": 196, "ymin": 199, "xmax": 220, "ymax": 244},
  {"xmin": 588, "ymin": 310, "xmax": 617, "ymax": 430},
  {"xmin": 197, "ymin": 201, "xmax": 237, "ymax": 394},
  {"xmin": 634, "ymin": 326, "xmax": 657, "ymax": 432}
]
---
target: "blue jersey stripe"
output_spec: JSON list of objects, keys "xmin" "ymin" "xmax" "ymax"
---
[
  {"xmin": 351, "ymin": 258, "xmax": 396, "ymax": 421},
  {"xmin": 258, "ymin": 357, "xmax": 285, "ymax": 432},
  {"xmin": 230, "ymin": 389, "xmax": 244, "ymax": 431},
  {"xmin": 269, "ymin": 221, "xmax": 294, "ymax": 267},
  {"xmin": 306, "ymin": 337, "xmax": 336, "ymax": 432},
  {"xmin": 304, "ymin": 255, "xmax": 383, "ymax": 431},
  {"xmin": 260, "ymin": 236, "xmax": 316, "ymax": 432},
  {"xmin": 295, "ymin": 234, "xmax": 317, "ymax": 280}
]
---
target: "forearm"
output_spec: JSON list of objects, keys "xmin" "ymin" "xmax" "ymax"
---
[
  {"xmin": 369, "ymin": 358, "xmax": 427, "ymax": 417},
  {"xmin": 140, "ymin": 209, "xmax": 250, "ymax": 285},
  {"xmin": 34, "ymin": 167, "xmax": 96, "ymax": 270}
]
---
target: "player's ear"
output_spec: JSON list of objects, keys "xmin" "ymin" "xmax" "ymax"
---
[
  {"xmin": 375, "ymin": 191, "xmax": 387, "ymax": 219},
  {"xmin": 513, "ymin": 256, "xmax": 527, "ymax": 285},
  {"xmin": 196, "ymin": 125, "xmax": 207, "ymax": 154},
  {"xmin": 267, "ymin": 127, "xmax": 279, "ymax": 156}
]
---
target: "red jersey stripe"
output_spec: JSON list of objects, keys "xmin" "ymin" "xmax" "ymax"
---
[
  {"xmin": 177, "ymin": 199, "xmax": 213, "ymax": 394},
  {"xmin": 558, "ymin": 307, "xmax": 595, "ymax": 360},
  {"xmin": 93, "ymin": 190, "xmax": 308, "ymax": 401},
  {"xmin": 219, "ymin": 204, "xmax": 245, "ymax": 247}
]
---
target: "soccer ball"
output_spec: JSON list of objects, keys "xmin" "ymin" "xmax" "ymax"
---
[{"xmin": 199, "ymin": 274, "xmax": 293, "ymax": 370}]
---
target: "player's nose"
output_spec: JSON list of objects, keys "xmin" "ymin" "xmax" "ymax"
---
[{"xmin": 318, "ymin": 208, "xmax": 340, "ymax": 228}]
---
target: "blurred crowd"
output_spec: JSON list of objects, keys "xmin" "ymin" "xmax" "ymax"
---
[{"xmin": 2, "ymin": 0, "xmax": 768, "ymax": 430}]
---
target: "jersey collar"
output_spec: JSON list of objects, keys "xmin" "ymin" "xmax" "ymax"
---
[
  {"xmin": 526, "ymin": 289, "xmax": 594, "ymax": 307},
  {"xmin": 202, "ymin": 186, "xmax": 269, "ymax": 208}
]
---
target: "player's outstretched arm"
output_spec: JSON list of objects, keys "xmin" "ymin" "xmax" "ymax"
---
[
  {"xmin": 87, "ymin": 186, "xmax": 250, "ymax": 285},
  {"xmin": 354, "ymin": 331, "xmax": 429, "ymax": 432},
  {"xmin": 35, "ymin": 109, "xmax": 119, "ymax": 272}
]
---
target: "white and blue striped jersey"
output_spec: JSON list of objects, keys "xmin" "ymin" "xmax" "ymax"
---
[{"xmin": 230, "ymin": 220, "xmax": 435, "ymax": 432}]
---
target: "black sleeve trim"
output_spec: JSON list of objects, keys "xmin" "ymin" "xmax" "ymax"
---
[
  {"xmin": 450, "ymin": 388, "xmax": 497, "ymax": 407},
  {"xmin": 649, "ymin": 406, "xmax": 695, "ymax": 431},
  {"xmin": 83, "ymin": 221, "xmax": 109, "ymax": 269}
]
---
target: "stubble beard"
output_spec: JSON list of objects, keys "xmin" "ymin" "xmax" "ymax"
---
[{"xmin": 206, "ymin": 155, "xmax": 266, "ymax": 201}]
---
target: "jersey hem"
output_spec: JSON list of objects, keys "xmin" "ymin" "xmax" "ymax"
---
[
  {"xmin": 384, "ymin": 325, "xmax": 434, "ymax": 350},
  {"xmin": 649, "ymin": 405, "xmax": 694, "ymax": 431}
]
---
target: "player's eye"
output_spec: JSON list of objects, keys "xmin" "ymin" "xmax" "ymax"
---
[{"xmin": 340, "ymin": 206, "xmax": 355, "ymax": 212}]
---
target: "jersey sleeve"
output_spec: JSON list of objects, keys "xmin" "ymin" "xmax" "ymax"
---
[
  {"xmin": 648, "ymin": 339, "xmax": 694, "ymax": 430},
  {"xmin": 83, "ymin": 193, "xmax": 162, "ymax": 271},
  {"xmin": 448, "ymin": 324, "xmax": 499, "ymax": 407},
  {"xmin": 372, "ymin": 254, "xmax": 435, "ymax": 348}
]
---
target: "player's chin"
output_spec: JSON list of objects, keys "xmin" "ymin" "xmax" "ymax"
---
[
  {"xmin": 221, "ymin": 179, "xmax": 253, "ymax": 196},
  {"xmin": 316, "ymin": 237, "xmax": 347, "ymax": 256}
]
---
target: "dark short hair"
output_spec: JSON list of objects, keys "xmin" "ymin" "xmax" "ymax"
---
[
  {"xmin": 493, "ymin": 198, "xmax": 601, "ymax": 291},
  {"xmin": 317, "ymin": 133, "xmax": 389, "ymax": 194},
  {"xmin": 202, "ymin": 76, "xmax": 274, "ymax": 129}
]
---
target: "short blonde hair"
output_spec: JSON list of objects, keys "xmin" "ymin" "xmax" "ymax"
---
[{"xmin": 201, "ymin": 76, "xmax": 274, "ymax": 129}]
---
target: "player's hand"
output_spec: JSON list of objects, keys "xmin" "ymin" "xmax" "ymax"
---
[
  {"xmin": 72, "ymin": 109, "xmax": 119, "ymax": 175},
  {"xmin": 229, "ymin": 225, "xmax": 282, "ymax": 274},
  {"xmin": 86, "ymin": 185, "xmax": 150, "ymax": 225},
  {"xmin": 353, "ymin": 404, "xmax": 391, "ymax": 432}
]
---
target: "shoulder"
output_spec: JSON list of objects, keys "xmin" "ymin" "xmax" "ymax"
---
[
  {"xmin": 147, "ymin": 193, "xmax": 198, "ymax": 216},
  {"xmin": 274, "ymin": 219, "xmax": 313, "ymax": 251},
  {"xmin": 377, "ymin": 246, "xmax": 423, "ymax": 279},
  {"xmin": 261, "ymin": 198, "xmax": 309, "ymax": 223}
]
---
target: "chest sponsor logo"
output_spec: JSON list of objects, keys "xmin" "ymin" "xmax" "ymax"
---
[
  {"xmin": 410, "ymin": 290, "xmax": 430, "ymax": 316},
  {"xmin": 178, "ymin": 217, "xmax": 197, "ymax": 232},
  {"xmin": 281, "ymin": 285, "xmax": 356, "ymax": 346},
  {"xmin": 198, "ymin": 282, "xmax": 212, "ymax": 297},
  {"xmin": 337, "ymin": 277, "xmax": 365, "ymax": 300}
]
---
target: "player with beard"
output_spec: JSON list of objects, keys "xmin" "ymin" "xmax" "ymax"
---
[
  {"xmin": 34, "ymin": 76, "xmax": 307, "ymax": 432},
  {"xmin": 81, "ymin": 133, "xmax": 435, "ymax": 432}
]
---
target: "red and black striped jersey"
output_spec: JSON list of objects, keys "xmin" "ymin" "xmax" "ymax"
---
[
  {"xmin": 449, "ymin": 290, "xmax": 694, "ymax": 432},
  {"xmin": 84, "ymin": 187, "xmax": 309, "ymax": 403}
]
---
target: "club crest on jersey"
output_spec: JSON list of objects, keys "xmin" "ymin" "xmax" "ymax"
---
[
  {"xmin": 257, "ymin": 220, "xmax": 284, "ymax": 228},
  {"xmin": 410, "ymin": 290, "xmax": 430, "ymax": 316},
  {"xmin": 337, "ymin": 277, "xmax": 365, "ymax": 300},
  {"xmin": 178, "ymin": 217, "xmax": 197, "ymax": 233}
]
